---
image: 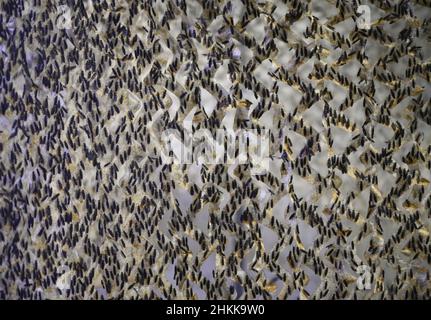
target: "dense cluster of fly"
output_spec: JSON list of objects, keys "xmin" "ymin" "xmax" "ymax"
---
[{"xmin": 0, "ymin": 0, "xmax": 430, "ymax": 300}]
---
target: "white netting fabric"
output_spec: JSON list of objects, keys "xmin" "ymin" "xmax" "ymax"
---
[{"xmin": 0, "ymin": 0, "xmax": 431, "ymax": 299}]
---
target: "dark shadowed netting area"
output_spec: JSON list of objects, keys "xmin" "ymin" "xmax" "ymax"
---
[{"xmin": 0, "ymin": 0, "xmax": 431, "ymax": 300}]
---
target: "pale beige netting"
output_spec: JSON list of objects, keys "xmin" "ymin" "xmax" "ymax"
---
[{"xmin": 0, "ymin": 0, "xmax": 431, "ymax": 299}]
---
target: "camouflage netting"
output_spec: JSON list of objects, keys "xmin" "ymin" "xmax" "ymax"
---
[{"xmin": 0, "ymin": 0, "xmax": 431, "ymax": 299}]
